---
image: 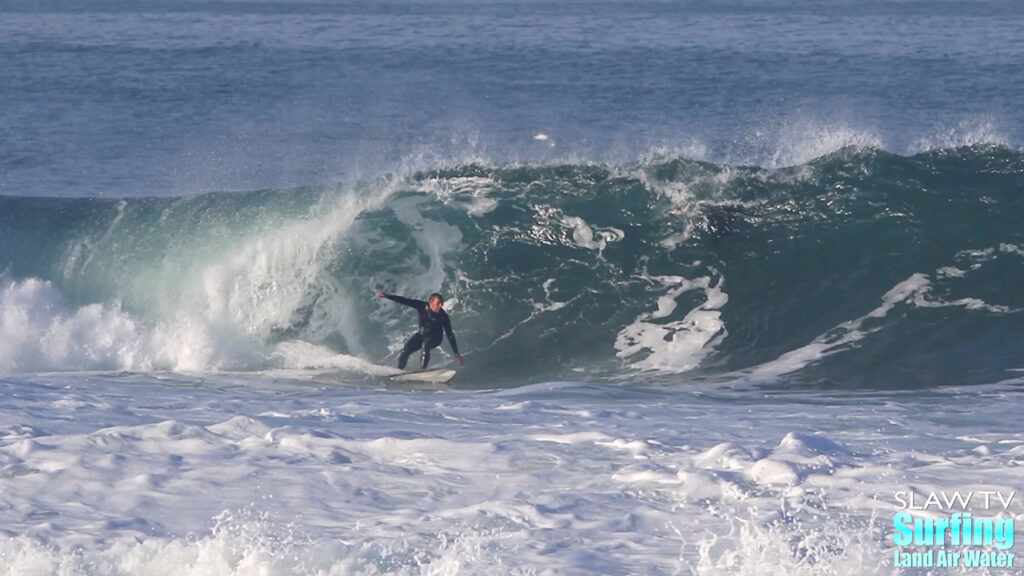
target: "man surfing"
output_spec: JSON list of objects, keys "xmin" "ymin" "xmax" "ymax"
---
[{"xmin": 374, "ymin": 290, "xmax": 464, "ymax": 370}]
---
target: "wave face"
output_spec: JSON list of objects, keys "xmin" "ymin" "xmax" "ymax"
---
[{"xmin": 1, "ymin": 145, "xmax": 1022, "ymax": 387}]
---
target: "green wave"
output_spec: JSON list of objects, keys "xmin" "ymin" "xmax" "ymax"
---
[{"xmin": 2, "ymin": 145, "xmax": 1022, "ymax": 386}]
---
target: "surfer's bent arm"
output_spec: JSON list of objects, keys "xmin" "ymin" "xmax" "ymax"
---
[
  {"xmin": 382, "ymin": 293, "xmax": 425, "ymax": 310},
  {"xmin": 443, "ymin": 316, "xmax": 460, "ymax": 355}
]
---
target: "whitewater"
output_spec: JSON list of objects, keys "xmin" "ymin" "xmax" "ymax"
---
[{"xmin": 3, "ymin": 1, "xmax": 1024, "ymax": 575}]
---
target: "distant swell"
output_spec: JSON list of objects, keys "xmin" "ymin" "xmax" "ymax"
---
[{"xmin": 1, "ymin": 145, "xmax": 1022, "ymax": 387}]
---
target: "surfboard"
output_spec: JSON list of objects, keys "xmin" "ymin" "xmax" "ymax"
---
[{"xmin": 388, "ymin": 368, "xmax": 457, "ymax": 384}]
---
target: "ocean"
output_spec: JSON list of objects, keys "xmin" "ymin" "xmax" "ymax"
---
[{"xmin": 1, "ymin": 1, "xmax": 1023, "ymax": 574}]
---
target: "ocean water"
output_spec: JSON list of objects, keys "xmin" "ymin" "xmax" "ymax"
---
[{"xmin": 2, "ymin": 1, "xmax": 1023, "ymax": 574}]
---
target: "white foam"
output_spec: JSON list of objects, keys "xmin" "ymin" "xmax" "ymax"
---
[
  {"xmin": 745, "ymin": 274, "xmax": 919, "ymax": 379},
  {"xmin": 0, "ymin": 277, "xmax": 193, "ymax": 373},
  {"xmin": 3, "ymin": 374, "xmax": 1024, "ymax": 575},
  {"xmin": 419, "ymin": 175, "xmax": 500, "ymax": 216},
  {"xmin": 749, "ymin": 253, "xmax": 1018, "ymax": 379},
  {"xmin": 615, "ymin": 273, "xmax": 728, "ymax": 372},
  {"xmin": 561, "ymin": 215, "xmax": 624, "ymax": 253},
  {"xmin": 1000, "ymin": 243, "xmax": 1024, "ymax": 257},
  {"xmin": 0, "ymin": 276, "xmax": 378, "ymax": 374},
  {"xmin": 267, "ymin": 340, "xmax": 399, "ymax": 375},
  {"xmin": 527, "ymin": 431, "xmax": 613, "ymax": 444},
  {"xmin": 532, "ymin": 278, "xmax": 572, "ymax": 313}
]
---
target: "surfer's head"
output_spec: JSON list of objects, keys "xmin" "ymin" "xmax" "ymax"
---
[{"xmin": 428, "ymin": 293, "xmax": 444, "ymax": 312}]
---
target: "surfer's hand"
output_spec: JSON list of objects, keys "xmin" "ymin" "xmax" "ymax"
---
[
  {"xmin": 456, "ymin": 354, "xmax": 465, "ymax": 364},
  {"xmin": 374, "ymin": 289, "xmax": 385, "ymax": 298}
]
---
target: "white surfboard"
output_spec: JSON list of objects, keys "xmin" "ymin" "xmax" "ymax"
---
[{"xmin": 388, "ymin": 368, "xmax": 457, "ymax": 384}]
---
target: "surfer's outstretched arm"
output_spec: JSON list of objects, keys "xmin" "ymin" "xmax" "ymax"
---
[
  {"xmin": 443, "ymin": 316, "xmax": 465, "ymax": 364},
  {"xmin": 374, "ymin": 290, "xmax": 425, "ymax": 310}
]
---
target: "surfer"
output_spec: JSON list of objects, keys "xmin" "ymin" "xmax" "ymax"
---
[{"xmin": 374, "ymin": 290, "xmax": 464, "ymax": 370}]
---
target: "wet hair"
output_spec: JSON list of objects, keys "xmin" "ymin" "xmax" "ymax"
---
[{"xmin": 428, "ymin": 292, "xmax": 444, "ymax": 303}]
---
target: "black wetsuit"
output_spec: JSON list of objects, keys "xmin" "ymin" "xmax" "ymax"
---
[{"xmin": 383, "ymin": 294, "xmax": 460, "ymax": 370}]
